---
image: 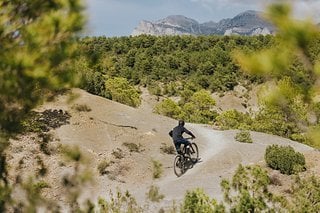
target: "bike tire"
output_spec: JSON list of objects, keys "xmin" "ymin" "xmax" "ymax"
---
[
  {"xmin": 173, "ymin": 155, "xmax": 184, "ymax": 177},
  {"xmin": 188, "ymin": 143, "xmax": 199, "ymax": 163}
]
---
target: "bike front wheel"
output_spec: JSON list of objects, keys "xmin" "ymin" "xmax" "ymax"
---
[
  {"xmin": 188, "ymin": 143, "xmax": 199, "ymax": 163},
  {"xmin": 173, "ymin": 155, "xmax": 184, "ymax": 177}
]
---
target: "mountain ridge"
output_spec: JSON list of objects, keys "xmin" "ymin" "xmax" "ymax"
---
[{"xmin": 132, "ymin": 10, "xmax": 275, "ymax": 36}]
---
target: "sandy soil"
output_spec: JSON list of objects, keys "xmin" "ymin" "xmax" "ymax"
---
[{"xmin": 6, "ymin": 88, "xmax": 320, "ymax": 212}]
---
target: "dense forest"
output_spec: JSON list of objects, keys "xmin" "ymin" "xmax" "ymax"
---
[
  {"xmin": 78, "ymin": 34, "xmax": 273, "ymax": 95},
  {"xmin": 76, "ymin": 32, "xmax": 320, "ymax": 147}
]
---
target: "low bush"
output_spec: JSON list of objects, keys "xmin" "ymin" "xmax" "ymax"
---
[
  {"xmin": 154, "ymin": 99, "xmax": 182, "ymax": 119},
  {"xmin": 32, "ymin": 181, "xmax": 50, "ymax": 192},
  {"xmin": 98, "ymin": 190, "xmax": 143, "ymax": 212},
  {"xmin": 105, "ymin": 77, "xmax": 141, "ymax": 107},
  {"xmin": 97, "ymin": 160, "xmax": 111, "ymax": 175},
  {"xmin": 112, "ymin": 148, "xmax": 125, "ymax": 159},
  {"xmin": 146, "ymin": 185, "xmax": 164, "ymax": 202},
  {"xmin": 289, "ymin": 175, "xmax": 320, "ymax": 212},
  {"xmin": 182, "ymin": 188, "xmax": 225, "ymax": 212},
  {"xmin": 123, "ymin": 142, "xmax": 143, "ymax": 153},
  {"xmin": 73, "ymin": 104, "xmax": 92, "ymax": 112},
  {"xmin": 215, "ymin": 109, "xmax": 252, "ymax": 130},
  {"xmin": 160, "ymin": 143, "xmax": 175, "ymax": 155},
  {"xmin": 235, "ymin": 131, "xmax": 253, "ymax": 143},
  {"xmin": 265, "ymin": 145, "xmax": 306, "ymax": 175},
  {"xmin": 152, "ymin": 160, "xmax": 163, "ymax": 179}
]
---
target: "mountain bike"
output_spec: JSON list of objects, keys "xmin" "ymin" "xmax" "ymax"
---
[{"xmin": 173, "ymin": 138, "xmax": 199, "ymax": 177}]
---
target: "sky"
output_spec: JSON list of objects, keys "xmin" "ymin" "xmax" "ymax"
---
[{"xmin": 84, "ymin": 0, "xmax": 320, "ymax": 37}]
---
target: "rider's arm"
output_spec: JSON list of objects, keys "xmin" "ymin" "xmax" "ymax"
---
[
  {"xmin": 169, "ymin": 130, "xmax": 173, "ymax": 137},
  {"xmin": 184, "ymin": 128, "xmax": 195, "ymax": 138}
]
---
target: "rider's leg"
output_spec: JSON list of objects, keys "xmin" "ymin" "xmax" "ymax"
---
[
  {"xmin": 180, "ymin": 138, "xmax": 191, "ymax": 147},
  {"xmin": 176, "ymin": 138, "xmax": 190, "ymax": 156},
  {"xmin": 174, "ymin": 141, "xmax": 182, "ymax": 154}
]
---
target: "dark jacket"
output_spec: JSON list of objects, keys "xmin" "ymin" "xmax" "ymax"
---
[{"xmin": 169, "ymin": 125, "xmax": 195, "ymax": 142}]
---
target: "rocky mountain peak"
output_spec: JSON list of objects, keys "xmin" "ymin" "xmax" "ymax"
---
[{"xmin": 132, "ymin": 10, "xmax": 275, "ymax": 36}]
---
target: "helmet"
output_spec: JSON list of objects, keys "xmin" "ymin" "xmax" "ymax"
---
[{"xmin": 178, "ymin": 120, "xmax": 185, "ymax": 126}]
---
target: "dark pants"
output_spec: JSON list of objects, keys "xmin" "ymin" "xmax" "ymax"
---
[{"xmin": 174, "ymin": 138, "xmax": 190, "ymax": 154}]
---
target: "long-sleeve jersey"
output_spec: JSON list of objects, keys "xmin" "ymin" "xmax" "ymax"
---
[{"xmin": 169, "ymin": 125, "xmax": 195, "ymax": 142}]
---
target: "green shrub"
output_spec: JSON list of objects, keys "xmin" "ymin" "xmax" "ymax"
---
[
  {"xmin": 215, "ymin": 109, "xmax": 252, "ymax": 130},
  {"xmin": 97, "ymin": 160, "xmax": 111, "ymax": 175},
  {"xmin": 105, "ymin": 77, "xmax": 141, "ymax": 107},
  {"xmin": 181, "ymin": 89, "xmax": 217, "ymax": 124},
  {"xmin": 147, "ymin": 82, "xmax": 162, "ymax": 96},
  {"xmin": 73, "ymin": 104, "xmax": 92, "ymax": 112},
  {"xmin": 160, "ymin": 143, "xmax": 175, "ymax": 155},
  {"xmin": 146, "ymin": 185, "xmax": 164, "ymax": 202},
  {"xmin": 152, "ymin": 160, "xmax": 163, "ymax": 179},
  {"xmin": 112, "ymin": 148, "xmax": 125, "ymax": 159},
  {"xmin": 98, "ymin": 190, "xmax": 143, "ymax": 212},
  {"xmin": 235, "ymin": 131, "xmax": 253, "ymax": 143},
  {"xmin": 154, "ymin": 99, "xmax": 182, "ymax": 119},
  {"xmin": 305, "ymin": 126, "xmax": 320, "ymax": 149},
  {"xmin": 182, "ymin": 188, "xmax": 225, "ymax": 213},
  {"xmin": 289, "ymin": 133, "xmax": 306, "ymax": 143},
  {"xmin": 32, "ymin": 181, "xmax": 50, "ymax": 192},
  {"xmin": 265, "ymin": 145, "xmax": 306, "ymax": 175},
  {"xmin": 220, "ymin": 165, "xmax": 285, "ymax": 212},
  {"xmin": 123, "ymin": 142, "xmax": 143, "ymax": 153},
  {"xmin": 289, "ymin": 175, "xmax": 320, "ymax": 212}
]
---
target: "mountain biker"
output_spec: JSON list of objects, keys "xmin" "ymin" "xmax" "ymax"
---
[{"xmin": 169, "ymin": 120, "xmax": 196, "ymax": 154}]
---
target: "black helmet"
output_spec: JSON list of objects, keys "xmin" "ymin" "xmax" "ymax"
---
[{"xmin": 178, "ymin": 120, "xmax": 185, "ymax": 126}]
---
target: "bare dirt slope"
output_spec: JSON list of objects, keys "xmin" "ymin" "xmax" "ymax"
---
[{"xmin": 7, "ymin": 88, "xmax": 319, "ymax": 211}]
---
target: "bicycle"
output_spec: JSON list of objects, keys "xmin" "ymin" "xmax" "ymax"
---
[{"xmin": 173, "ymin": 138, "xmax": 199, "ymax": 177}]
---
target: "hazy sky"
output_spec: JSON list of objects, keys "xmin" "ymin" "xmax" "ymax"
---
[{"xmin": 84, "ymin": 0, "xmax": 320, "ymax": 37}]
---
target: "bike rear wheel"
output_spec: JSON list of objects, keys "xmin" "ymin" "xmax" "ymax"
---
[
  {"xmin": 173, "ymin": 155, "xmax": 184, "ymax": 177},
  {"xmin": 188, "ymin": 143, "xmax": 199, "ymax": 163}
]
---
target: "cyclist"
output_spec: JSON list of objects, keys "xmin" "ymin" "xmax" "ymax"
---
[{"xmin": 169, "ymin": 120, "xmax": 196, "ymax": 154}]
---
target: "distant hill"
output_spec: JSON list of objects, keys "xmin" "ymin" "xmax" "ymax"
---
[{"xmin": 132, "ymin": 10, "xmax": 275, "ymax": 36}]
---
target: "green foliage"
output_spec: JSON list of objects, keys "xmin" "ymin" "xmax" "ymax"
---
[
  {"xmin": 251, "ymin": 105, "xmax": 295, "ymax": 137},
  {"xmin": 160, "ymin": 143, "xmax": 176, "ymax": 155},
  {"xmin": 61, "ymin": 145, "xmax": 83, "ymax": 162},
  {"xmin": 235, "ymin": 131, "xmax": 253, "ymax": 143},
  {"xmin": 181, "ymin": 90, "xmax": 217, "ymax": 124},
  {"xmin": 112, "ymin": 148, "xmax": 125, "ymax": 159},
  {"xmin": 265, "ymin": 145, "xmax": 306, "ymax": 175},
  {"xmin": 235, "ymin": 2, "xmax": 320, "ymax": 147},
  {"xmin": 0, "ymin": 1, "xmax": 84, "ymax": 211},
  {"xmin": 73, "ymin": 104, "xmax": 92, "ymax": 112},
  {"xmin": 146, "ymin": 185, "xmax": 164, "ymax": 202},
  {"xmin": 98, "ymin": 190, "xmax": 143, "ymax": 213},
  {"xmin": 78, "ymin": 34, "xmax": 272, "ymax": 99},
  {"xmin": 221, "ymin": 165, "xmax": 285, "ymax": 212},
  {"xmin": 181, "ymin": 188, "xmax": 225, "ymax": 213},
  {"xmin": 147, "ymin": 82, "xmax": 162, "ymax": 96},
  {"xmin": 154, "ymin": 99, "xmax": 182, "ymax": 119},
  {"xmin": 215, "ymin": 110, "xmax": 252, "ymax": 130},
  {"xmin": 105, "ymin": 77, "xmax": 141, "ymax": 107},
  {"xmin": 32, "ymin": 181, "xmax": 50, "ymax": 192},
  {"xmin": 152, "ymin": 159, "xmax": 163, "ymax": 179},
  {"xmin": 155, "ymin": 89, "xmax": 217, "ymax": 124},
  {"xmin": 98, "ymin": 160, "xmax": 111, "ymax": 175},
  {"xmin": 305, "ymin": 125, "xmax": 320, "ymax": 149},
  {"xmin": 0, "ymin": 0, "xmax": 84, "ymax": 132},
  {"xmin": 289, "ymin": 175, "xmax": 320, "ymax": 212},
  {"xmin": 123, "ymin": 142, "xmax": 143, "ymax": 153}
]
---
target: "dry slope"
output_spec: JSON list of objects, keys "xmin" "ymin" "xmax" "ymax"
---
[{"xmin": 6, "ymin": 88, "xmax": 318, "ymax": 212}]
